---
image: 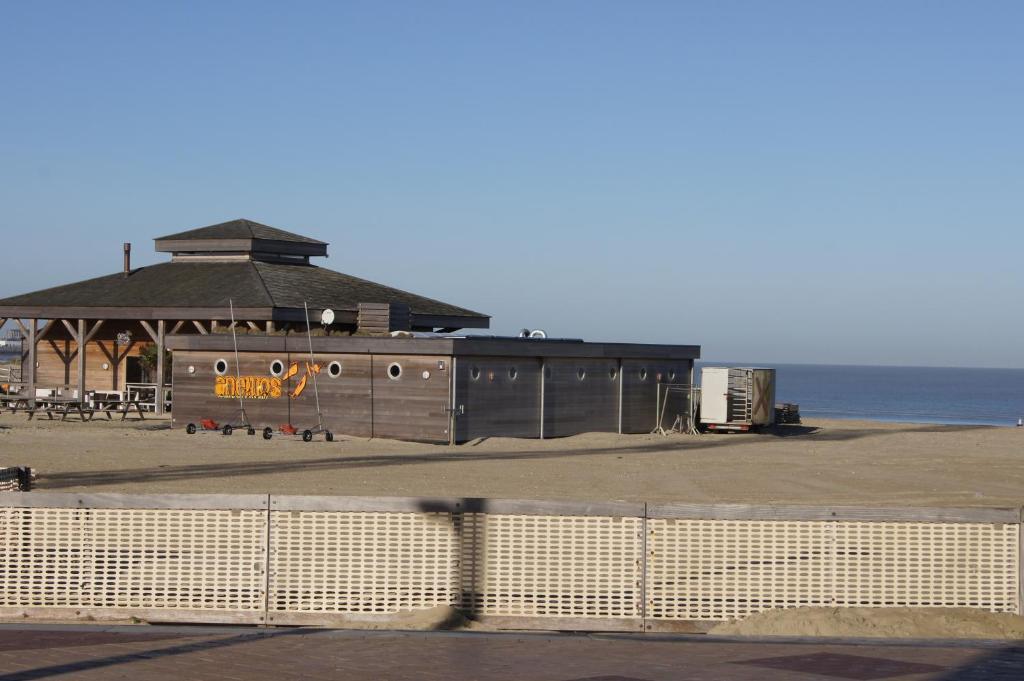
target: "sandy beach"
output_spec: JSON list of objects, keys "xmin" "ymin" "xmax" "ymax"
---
[{"xmin": 1, "ymin": 413, "xmax": 1021, "ymax": 506}]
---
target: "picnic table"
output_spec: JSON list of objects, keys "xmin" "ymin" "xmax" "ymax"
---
[
  {"xmin": 2, "ymin": 392, "xmax": 145, "ymax": 422},
  {"xmin": 1, "ymin": 394, "xmax": 32, "ymax": 413},
  {"xmin": 91, "ymin": 395, "xmax": 146, "ymax": 421},
  {"xmin": 26, "ymin": 397, "xmax": 94, "ymax": 422}
]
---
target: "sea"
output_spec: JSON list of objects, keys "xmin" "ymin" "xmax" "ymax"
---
[{"xmin": 696, "ymin": 362, "xmax": 1024, "ymax": 428}]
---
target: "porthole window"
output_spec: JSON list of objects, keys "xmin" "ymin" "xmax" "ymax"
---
[
  {"xmin": 577, "ymin": 368, "xmax": 586, "ymax": 381},
  {"xmin": 214, "ymin": 358, "xmax": 229, "ymax": 376},
  {"xmin": 508, "ymin": 367, "xmax": 518, "ymax": 381},
  {"xmin": 270, "ymin": 360, "xmax": 285, "ymax": 377},
  {"xmin": 470, "ymin": 366, "xmax": 481, "ymax": 381},
  {"xmin": 387, "ymin": 362, "xmax": 402, "ymax": 380},
  {"xmin": 327, "ymin": 361, "xmax": 342, "ymax": 378},
  {"xmin": 639, "ymin": 368, "xmax": 648, "ymax": 381},
  {"xmin": 609, "ymin": 367, "xmax": 618, "ymax": 381}
]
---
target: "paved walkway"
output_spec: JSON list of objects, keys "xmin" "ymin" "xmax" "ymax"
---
[{"xmin": 0, "ymin": 626, "xmax": 1020, "ymax": 680}]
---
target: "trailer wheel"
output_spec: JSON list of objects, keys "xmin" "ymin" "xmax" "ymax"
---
[
  {"xmin": 186, "ymin": 423, "xmax": 196, "ymax": 435},
  {"xmin": 223, "ymin": 425, "xmax": 233, "ymax": 436},
  {"xmin": 247, "ymin": 427, "xmax": 256, "ymax": 436},
  {"xmin": 263, "ymin": 427, "xmax": 273, "ymax": 440},
  {"xmin": 325, "ymin": 431, "xmax": 334, "ymax": 442},
  {"xmin": 302, "ymin": 429, "xmax": 313, "ymax": 442}
]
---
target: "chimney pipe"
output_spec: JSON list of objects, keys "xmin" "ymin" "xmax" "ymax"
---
[{"xmin": 123, "ymin": 242, "xmax": 131, "ymax": 277}]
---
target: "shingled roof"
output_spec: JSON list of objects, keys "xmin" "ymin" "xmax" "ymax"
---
[
  {"xmin": 0, "ymin": 261, "xmax": 487, "ymax": 323},
  {"xmin": 156, "ymin": 219, "xmax": 326, "ymax": 245},
  {"xmin": 0, "ymin": 219, "xmax": 489, "ymax": 329}
]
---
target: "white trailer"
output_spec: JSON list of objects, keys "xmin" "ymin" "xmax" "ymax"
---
[{"xmin": 700, "ymin": 367, "xmax": 776, "ymax": 431}]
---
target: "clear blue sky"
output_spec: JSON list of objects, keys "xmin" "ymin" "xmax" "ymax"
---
[{"xmin": 1, "ymin": 2, "xmax": 1021, "ymax": 367}]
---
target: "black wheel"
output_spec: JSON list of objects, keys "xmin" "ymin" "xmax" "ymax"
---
[
  {"xmin": 302, "ymin": 429, "xmax": 313, "ymax": 442},
  {"xmin": 325, "ymin": 431, "xmax": 334, "ymax": 442},
  {"xmin": 186, "ymin": 423, "xmax": 196, "ymax": 435},
  {"xmin": 247, "ymin": 427, "xmax": 256, "ymax": 436},
  {"xmin": 222, "ymin": 424, "xmax": 233, "ymax": 436},
  {"xmin": 263, "ymin": 427, "xmax": 274, "ymax": 440}
]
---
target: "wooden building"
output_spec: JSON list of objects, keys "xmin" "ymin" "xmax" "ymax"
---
[
  {"xmin": 166, "ymin": 334, "xmax": 700, "ymax": 443},
  {"xmin": 0, "ymin": 219, "xmax": 489, "ymax": 411}
]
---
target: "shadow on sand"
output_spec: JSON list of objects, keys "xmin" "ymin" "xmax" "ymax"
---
[{"xmin": 36, "ymin": 422, "xmax": 990, "ymax": 490}]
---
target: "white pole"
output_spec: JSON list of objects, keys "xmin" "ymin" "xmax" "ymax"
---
[
  {"xmin": 229, "ymin": 299, "xmax": 246, "ymax": 424},
  {"xmin": 304, "ymin": 302, "xmax": 323, "ymax": 431}
]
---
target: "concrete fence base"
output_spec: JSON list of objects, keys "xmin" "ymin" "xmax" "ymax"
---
[{"xmin": 0, "ymin": 493, "xmax": 1019, "ymax": 630}]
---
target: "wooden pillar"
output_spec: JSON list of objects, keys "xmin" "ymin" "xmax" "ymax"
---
[
  {"xmin": 27, "ymin": 319, "xmax": 37, "ymax": 404},
  {"xmin": 266, "ymin": 320, "xmax": 275, "ymax": 334},
  {"xmin": 76, "ymin": 319, "xmax": 86, "ymax": 401},
  {"xmin": 155, "ymin": 319, "xmax": 166, "ymax": 414}
]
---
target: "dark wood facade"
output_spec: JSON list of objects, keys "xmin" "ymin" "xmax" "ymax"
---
[{"xmin": 166, "ymin": 335, "xmax": 700, "ymax": 443}]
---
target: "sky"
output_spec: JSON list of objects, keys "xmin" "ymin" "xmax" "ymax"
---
[{"xmin": 1, "ymin": 2, "xmax": 1021, "ymax": 368}]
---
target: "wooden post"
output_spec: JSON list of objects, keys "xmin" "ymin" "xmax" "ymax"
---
[
  {"xmin": 266, "ymin": 320, "xmax": 275, "ymax": 334},
  {"xmin": 76, "ymin": 319, "xmax": 86, "ymax": 401},
  {"xmin": 155, "ymin": 319, "xmax": 166, "ymax": 414},
  {"xmin": 27, "ymin": 319, "xmax": 37, "ymax": 404}
]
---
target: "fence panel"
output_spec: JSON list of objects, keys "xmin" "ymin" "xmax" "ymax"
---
[
  {"xmin": 646, "ymin": 519, "xmax": 834, "ymax": 623},
  {"xmin": 0, "ymin": 493, "xmax": 269, "ymax": 624},
  {"xmin": 645, "ymin": 504, "xmax": 1021, "ymax": 631},
  {"xmin": 832, "ymin": 521, "xmax": 1019, "ymax": 611},
  {"xmin": 266, "ymin": 497, "xmax": 645, "ymax": 630}
]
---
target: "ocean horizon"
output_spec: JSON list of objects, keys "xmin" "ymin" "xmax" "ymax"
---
[{"xmin": 697, "ymin": 361, "xmax": 1024, "ymax": 428}]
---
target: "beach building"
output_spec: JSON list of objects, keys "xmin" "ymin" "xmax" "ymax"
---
[
  {"xmin": 0, "ymin": 219, "xmax": 489, "ymax": 412},
  {"xmin": 0, "ymin": 218, "xmax": 700, "ymax": 441},
  {"xmin": 167, "ymin": 334, "xmax": 699, "ymax": 443}
]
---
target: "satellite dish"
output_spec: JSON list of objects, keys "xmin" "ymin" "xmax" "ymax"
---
[{"xmin": 321, "ymin": 309, "xmax": 335, "ymax": 325}]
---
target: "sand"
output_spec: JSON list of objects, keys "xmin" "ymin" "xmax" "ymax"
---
[
  {"xmin": 710, "ymin": 607, "xmax": 1024, "ymax": 639},
  {"xmin": 0, "ymin": 413, "xmax": 1021, "ymax": 506}
]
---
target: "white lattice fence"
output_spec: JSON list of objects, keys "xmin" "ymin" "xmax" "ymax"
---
[
  {"xmin": 266, "ymin": 497, "xmax": 646, "ymax": 630},
  {"xmin": 645, "ymin": 505, "xmax": 1021, "ymax": 630},
  {"xmin": 0, "ymin": 493, "xmax": 269, "ymax": 624},
  {"xmin": 0, "ymin": 494, "xmax": 1020, "ymax": 630}
]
